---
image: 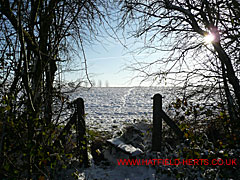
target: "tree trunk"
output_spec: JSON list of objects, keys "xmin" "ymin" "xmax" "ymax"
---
[
  {"xmin": 221, "ymin": 62, "xmax": 238, "ymax": 124},
  {"xmin": 213, "ymin": 42, "xmax": 240, "ymax": 108}
]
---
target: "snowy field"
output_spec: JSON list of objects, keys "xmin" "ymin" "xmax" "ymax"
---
[{"xmin": 69, "ymin": 87, "xmax": 180, "ymax": 134}]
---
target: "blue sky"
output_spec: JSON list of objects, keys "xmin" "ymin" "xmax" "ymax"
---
[
  {"xmin": 85, "ymin": 38, "xmax": 131, "ymax": 87},
  {"xmin": 63, "ymin": 35, "xmax": 130, "ymax": 87},
  {"xmin": 63, "ymin": 35, "xmax": 171, "ymax": 87},
  {"xmin": 83, "ymin": 39, "xmax": 166, "ymax": 87},
  {"xmin": 62, "ymin": 22, "xmax": 176, "ymax": 87},
  {"xmin": 64, "ymin": 34, "xmax": 165, "ymax": 87}
]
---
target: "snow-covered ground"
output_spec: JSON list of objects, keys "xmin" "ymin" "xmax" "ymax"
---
[
  {"xmin": 76, "ymin": 165, "xmax": 173, "ymax": 180},
  {"xmin": 65, "ymin": 87, "xmax": 179, "ymax": 180},
  {"xmin": 63, "ymin": 87, "xmax": 238, "ymax": 180},
  {"xmin": 69, "ymin": 87, "xmax": 179, "ymax": 134}
]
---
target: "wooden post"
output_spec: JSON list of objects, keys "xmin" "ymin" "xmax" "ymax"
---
[
  {"xmin": 152, "ymin": 94, "xmax": 162, "ymax": 151},
  {"xmin": 75, "ymin": 98, "xmax": 89, "ymax": 167}
]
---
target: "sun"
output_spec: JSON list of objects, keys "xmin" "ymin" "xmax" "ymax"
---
[{"xmin": 204, "ymin": 32, "xmax": 215, "ymax": 44}]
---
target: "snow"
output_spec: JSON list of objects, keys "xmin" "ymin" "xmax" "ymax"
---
[
  {"xmin": 69, "ymin": 87, "xmax": 179, "ymax": 134},
  {"xmin": 107, "ymin": 138, "xmax": 143, "ymax": 156},
  {"xmin": 77, "ymin": 165, "xmax": 174, "ymax": 180},
  {"xmin": 66, "ymin": 87, "xmax": 179, "ymax": 179}
]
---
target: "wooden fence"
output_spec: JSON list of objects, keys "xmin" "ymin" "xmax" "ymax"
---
[{"xmin": 57, "ymin": 93, "xmax": 185, "ymax": 164}]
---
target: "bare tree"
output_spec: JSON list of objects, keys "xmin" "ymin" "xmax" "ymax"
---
[
  {"xmin": 117, "ymin": 0, "xmax": 240, "ymax": 123},
  {"xmin": 98, "ymin": 79, "xmax": 102, "ymax": 87},
  {"xmin": 105, "ymin": 80, "xmax": 109, "ymax": 87},
  {"xmin": 0, "ymin": 0, "xmax": 112, "ymax": 178}
]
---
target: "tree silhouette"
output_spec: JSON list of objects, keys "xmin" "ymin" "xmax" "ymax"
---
[
  {"xmin": 118, "ymin": 0, "xmax": 240, "ymax": 123},
  {"xmin": 0, "ymin": 0, "xmax": 111, "ymax": 178}
]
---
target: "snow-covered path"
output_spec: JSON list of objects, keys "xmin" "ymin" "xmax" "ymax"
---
[
  {"xmin": 76, "ymin": 165, "xmax": 174, "ymax": 180},
  {"xmin": 119, "ymin": 87, "xmax": 135, "ymax": 110}
]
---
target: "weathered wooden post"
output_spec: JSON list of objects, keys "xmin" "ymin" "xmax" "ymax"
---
[
  {"xmin": 75, "ymin": 98, "xmax": 89, "ymax": 167},
  {"xmin": 152, "ymin": 94, "xmax": 162, "ymax": 151}
]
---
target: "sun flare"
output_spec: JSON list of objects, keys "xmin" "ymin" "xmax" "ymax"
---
[{"xmin": 204, "ymin": 33, "xmax": 215, "ymax": 44}]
